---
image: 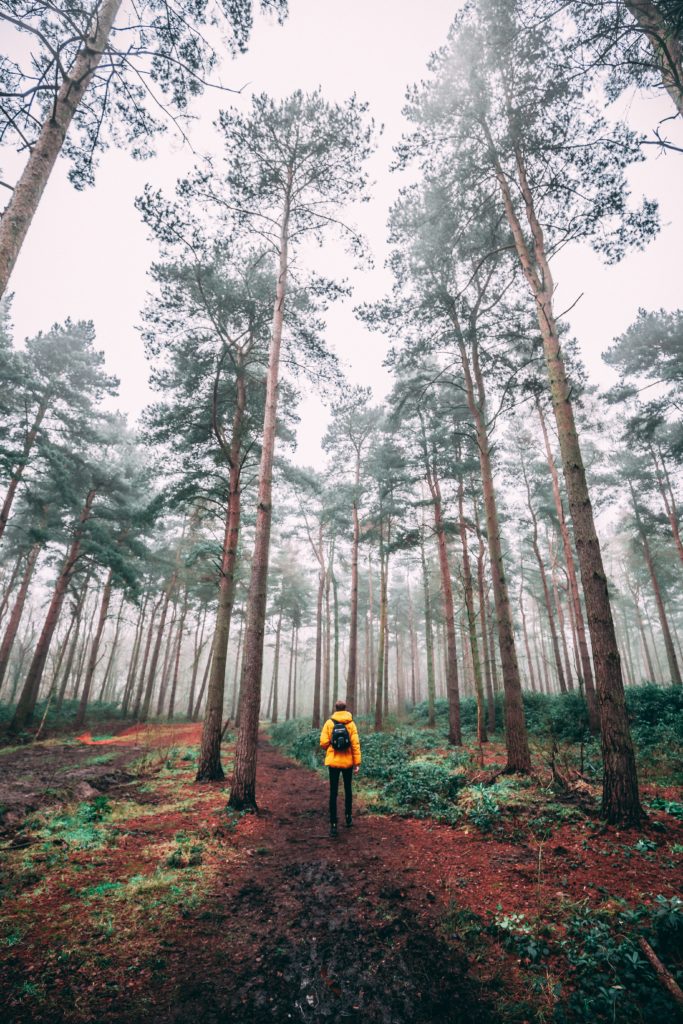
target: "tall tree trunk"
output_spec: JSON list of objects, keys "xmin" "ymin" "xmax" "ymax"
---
[
  {"xmin": 0, "ymin": 402, "xmax": 48, "ymax": 544},
  {"xmin": 156, "ymin": 598, "xmax": 178, "ymax": 717},
  {"xmin": 632, "ymin": 497, "xmax": 682, "ymax": 686},
  {"xmin": 193, "ymin": 639, "xmax": 214, "ymax": 722},
  {"xmin": 285, "ymin": 621, "xmax": 295, "ymax": 720},
  {"xmin": 56, "ymin": 579, "xmax": 89, "ymax": 709},
  {"xmin": 139, "ymin": 575, "xmax": 175, "ymax": 722},
  {"xmin": 332, "ymin": 573, "xmax": 340, "ymax": 706},
  {"xmin": 651, "ymin": 445, "xmax": 683, "ymax": 569},
  {"xmin": 0, "ymin": 0, "xmax": 124, "ymax": 299},
  {"xmin": 229, "ymin": 174, "xmax": 292, "ymax": 811},
  {"xmin": 10, "ymin": 489, "xmax": 96, "ymax": 732},
  {"xmin": 99, "ymin": 596, "xmax": 125, "ymax": 703},
  {"xmin": 292, "ymin": 626, "xmax": 299, "ymax": 720},
  {"xmin": 346, "ymin": 456, "xmax": 361, "ymax": 709},
  {"xmin": 0, "ymin": 541, "xmax": 40, "ymax": 689},
  {"xmin": 368, "ymin": 554, "xmax": 376, "ymax": 713},
  {"xmin": 408, "ymin": 583, "xmax": 418, "ymax": 708},
  {"xmin": 323, "ymin": 560, "xmax": 332, "ymax": 717},
  {"xmin": 538, "ymin": 401, "xmax": 598, "ymax": 726},
  {"xmin": 519, "ymin": 578, "xmax": 537, "ymax": 693},
  {"xmin": 475, "ymin": 505, "xmax": 496, "ymax": 732},
  {"xmin": 457, "ymin": 335, "xmax": 530, "ymax": 770},
  {"xmin": 167, "ymin": 588, "xmax": 188, "ymax": 719},
  {"xmin": 197, "ymin": 373, "xmax": 245, "ymax": 779},
  {"xmin": 271, "ymin": 609, "xmax": 282, "ymax": 723},
  {"xmin": 75, "ymin": 569, "xmax": 113, "ymax": 728},
  {"xmin": 458, "ymin": 477, "xmax": 487, "ymax": 743},
  {"xmin": 551, "ymin": 556, "xmax": 575, "ymax": 691},
  {"xmin": 230, "ymin": 614, "xmax": 244, "ymax": 720},
  {"xmin": 187, "ymin": 604, "xmax": 208, "ymax": 719},
  {"xmin": 132, "ymin": 596, "xmax": 162, "ymax": 718},
  {"xmin": 424, "ymin": 459, "xmax": 461, "ymax": 744},
  {"xmin": 522, "ymin": 460, "xmax": 568, "ymax": 694},
  {"xmin": 121, "ymin": 593, "xmax": 148, "ymax": 717},
  {"xmin": 374, "ymin": 537, "xmax": 388, "ymax": 732},
  {"xmin": 0, "ymin": 550, "xmax": 24, "ymax": 626},
  {"xmin": 312, "ymin": 559, "xmax": 325, "ymax": 729},
  {"xmin": 491, "ymin": 135, "xmax": 641, "ymax": 820}
]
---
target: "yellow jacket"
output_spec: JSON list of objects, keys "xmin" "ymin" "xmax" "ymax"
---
[{"xmin": 319, "ymin": 711, "xmax": 361, "ymax": 769}]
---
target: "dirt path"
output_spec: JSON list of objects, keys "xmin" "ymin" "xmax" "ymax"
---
[{"xmin": 138, "ymin": 737, "xmax": 498, "ymax": 1024}]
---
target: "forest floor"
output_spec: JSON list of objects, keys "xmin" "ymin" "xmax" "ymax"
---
[{"xmin": 0, "ymin": 721, "xmax": 681, "ymax": 1023}]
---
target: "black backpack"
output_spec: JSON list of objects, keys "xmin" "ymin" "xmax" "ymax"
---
[{"xmin": 330, "ymin": 718, "xmax": 351, "ymax": 751}]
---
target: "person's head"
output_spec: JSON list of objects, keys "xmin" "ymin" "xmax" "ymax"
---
[{"xmin": 334, "ymin": 700, "xmax": 346, "ymax": 712}]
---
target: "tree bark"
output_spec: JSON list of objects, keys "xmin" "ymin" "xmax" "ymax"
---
[
  {"xmin": 491, "ymin": 135, "xmax": 641, "ymax": 820},
  {"xmin": 229, "ymin": 172, "xmax": 291, "ymax": 811},
  {"xmin": 139, "ymin": 575, "xmax": 175, "ymax": 721},
  {"xmin": 631, "ymin": 487, "xmax": 682, "ymax": 686},
  {"xmin": 285, "ymin": 621, "xmax": 295, "ymax": 720},
  {"xmin": 457, "ymin": 335, "xmax": 530, "ymax": 770},
  {"xmin": 0, "ymin": 542, "xmax": 40, "ymax": 689},
  {"xmin": 625, "ymin": 0, "xmax": 683, "ymax": 117},
  {"xmin": 0, "ymin": 0, "xmax": 125, "ymax": 299},
  {"xmin": 538, "ymin": 401, "xmax": 598, "ymax": 726},
  {"xmin": 475, "ymin": 505, "xmax": 497, "ymax": 732},
  {"xmin": 346, "ymin": 453, "xmax": 362, "ymax": 709},
  {"xmin": 10, "ymin": 488, "xmax": 96, "ymax": 732},
  {"xmin": 167, "ymin": 588, "xmax": 188, "ymax": 719},
  {"xmin": 0, "ymin": 401, "xmax": 48, "ymax": 543},
  {"xmin": 522, "ymin": 459, "xmax": 568, "ymax": 694},
  {"xmin": 374, "ymin": 534, "xmax": 388, "ymax": 732},
  {"xmin": 270, "ymin": 608, "xmax": 282, "ymax": 723},
  {"xmin": 197, "ymin": 371, "xmax": 245, "ymax": 780},
  {"xmin": 458, "ymin": 477, "xmax": 487, "ymax": 743},
  {"xmin": 75, "ymin": 569, "xmax": 113, "ymax": 728},
  {"xmin": 428, "ymin": 468, "xmax": 462, "ymax": 744}
]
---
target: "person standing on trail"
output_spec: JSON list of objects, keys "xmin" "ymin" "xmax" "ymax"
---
[{"xmin": 320, "ymin": 700, "xmax": 361, "ymax": 838}]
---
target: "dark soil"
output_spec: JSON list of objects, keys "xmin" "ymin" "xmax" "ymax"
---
[{"xmin": 159, "ymin": 741, "xmax": 497, "ymax": 1024}]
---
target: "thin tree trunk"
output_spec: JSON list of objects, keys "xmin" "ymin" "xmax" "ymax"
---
[
  {"xmin": 0, "ymin": 0, "xmax": 125, "ymax": 299},
  {"xmin": 193, "ymin": 638, "xmax": 214, "ymax": 722},
  {"xmin": 458, "ymin": 477, "xmax": 487, "ymax": 743},
  {"xmin": 332, "ymin": 573, "xmax": 340, "ymax": 706},
  {"xmin": 374, "ymin": 538, "xmax": 388, "ymax": 732},
  {"xmin": 312, "ymin": 559, "xmax": 325, "ymax": 729},
  {"xmin": 475, "ymin": 504, "xmax": 496, "ymax": 733},
  {"xmin": 0, "ymin": 541, "xmax": 40, "ymax": 689},
  {"xmin": 156, "ymin": 598, "xmax": 178, "ymax": 717},
  {"xmin": 285, "ymin": 621, "xmax": 295, "ymax": 720},
  {"xmin": 121, "ymin": 593, "xmax": 148, "ymax": 717},
  {"xmin": 139, "ymin": 575, "xmax": 175, "ymax": 721},
  {"xmin": 75, "ymin": 569, "xmax": 113, "ymax": 728},
  {"xmin": 292, "ymin": 626, "xmax": 298, "ymax": 720},
  {"xmin": 424, "ymin": 455, "xmax": 461, "ymax": 744},
  {"xmin": 99, "ymin": 593, "xmax": 125, "ymax": 702},
  {"xmin": 457, "ymin": 335, "xmax": 530, "ymax": 770},
  {"xmin": 0, "ymin": 550, "xmax": 24, "ymax": 626},
  {"xmin": 519, "ymin": 578, "xmax": 538, "ymax": 693},
  {"xmin": 187, "ymin": 604, "xmax": 208, "ymax": 719},
  {"xmin": 228, "ymin": 166, "xmax": 292, "ymax": 811},
  {"xmin": 346, "ymin": 456, "xmax": 361, "ymax": 709},
  {"xmin": 10, "ymin": 489, "xmax": 96, "ymax": 732},
  {"xmin": 230, "ymin": 614, "xmax": 244, "ymax": 720},
  {"xmin": 538, "ymin": 401, "xmax": 598, "ymax": 726},
  {"xmin": 636, "ymin": 518, "xmax": 682, "ymax": 686},
  {"xmin": 323, "ymin": 561, "xmax": 332, "ymax": 718},
  {"xmin": 167, "ymin": 588, "xmax": 188, "ymax": 719},
  {"xmin": 271, "ymin": 609, "xmax": 282, "ymax": 723},
  {"xmin": 56, "ymin": 579, "xmax": 89, "ymax": 709}
]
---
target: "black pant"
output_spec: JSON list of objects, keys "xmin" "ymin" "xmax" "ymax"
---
[{"xmin": 328, "ymin": 766, "xmax": 353, "ymax": 823}]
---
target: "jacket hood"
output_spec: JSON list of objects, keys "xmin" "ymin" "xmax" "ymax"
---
[{"xmin": 331, "ymin": 711, "xmax": 353, "ymax": 723}]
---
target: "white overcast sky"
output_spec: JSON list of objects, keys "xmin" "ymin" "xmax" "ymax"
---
[{"xmin": 3, "ymin": 0, "xmax": 682, "ymax": 468}]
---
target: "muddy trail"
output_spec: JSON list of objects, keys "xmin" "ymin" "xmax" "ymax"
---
[{"xmin": 156, "ymin": 739, "xmax": 497, "ymax": 1024}]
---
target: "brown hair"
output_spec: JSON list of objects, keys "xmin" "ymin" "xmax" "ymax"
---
[{"xmin": 334, "ymin": 700, "xmax": 346, "ymax": 711}]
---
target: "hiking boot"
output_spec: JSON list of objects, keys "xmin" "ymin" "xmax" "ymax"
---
[
  {"xmin": 345, "ymin": 815, "xmax": 353, "ymax": 828},
  {"xmin": 330, "ymin": 822, "xmax": 338, "ymax": 838}
]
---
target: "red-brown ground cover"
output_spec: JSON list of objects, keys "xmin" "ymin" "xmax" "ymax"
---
[{"xmin": 0, "ymin": 725, "xmax": 681, "ymax": 1023}]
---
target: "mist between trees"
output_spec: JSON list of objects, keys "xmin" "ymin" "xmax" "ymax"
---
[{"xmin": 0, "ymin": 0, "xmax": 681, "ymax": 827}]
